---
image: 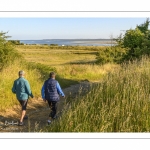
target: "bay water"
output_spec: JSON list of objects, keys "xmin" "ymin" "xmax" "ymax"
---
[{"xmin": 20, "ymin": 39, "xmax": 116, "ymax": 46}]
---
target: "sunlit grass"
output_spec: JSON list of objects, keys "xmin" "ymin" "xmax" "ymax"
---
[
  {"xmin": 43, "ymin": 56, "xmax": 150, "ymax": 132},
  {"xmin": 2, "ymin": 45, "xmax": 150, "ymax": 132},
  {"xmin": 16, "ymin": 45, "xmax": 115, "ymax": 82},
  {"xmin": 0, "ymin": 61, "xmax": 43, "ymax": 111},
  {"xmin": 56, "ymin": 63, "xmax": 118, "ymax": 82},
  {"xmin": 0, "ymin": 45, "xmax": 114, "ymax": 112},
  {"xmin": 16, "ymin": 46, "xmax": 96, "ymax": 66}
]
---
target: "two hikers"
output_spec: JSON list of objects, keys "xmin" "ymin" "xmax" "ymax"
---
[{"xmin": 12, "ymin": 71, "xmax": 65, "ymax": 126}]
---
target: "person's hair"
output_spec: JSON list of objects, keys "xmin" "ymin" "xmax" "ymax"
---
[
  {"xmin": 18, "ymin": 70, "xmax": 25, "ymax": 76},
  {"xmin": 49, "ymin": 72, "xmax": 56, "ymax": 78}
]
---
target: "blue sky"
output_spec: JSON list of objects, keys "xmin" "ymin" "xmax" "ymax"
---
[{"xmin": 0, "ymin": 18, "xmax": 148, "ymax": 40}]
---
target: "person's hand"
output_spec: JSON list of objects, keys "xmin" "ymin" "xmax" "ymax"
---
[
  {"xmin": 31, "ymin": 93, "xmax": 34, "ymax": 98},
  {"xmin": 43, "ymin": 99, "xmax": 46, "ymax": 102},
  {"xmin": 62, "ymin": 96, "xmax": 65, "ymax": 98}
]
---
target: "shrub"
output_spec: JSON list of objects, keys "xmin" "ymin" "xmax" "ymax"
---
[
  {"xmin": 116, "ymin": 18, "xmax": 150, "ymax": 61},
  {"xmin": 0, "ymin": 32, "xmax": 23, "ymax": 70},
  {"xmin": 26, "ymin": 62, "xmax": 57, "ymax": 80},
  {"xmin": 96, "ymin": 46, "xmax": 127, "ymax": 64}
]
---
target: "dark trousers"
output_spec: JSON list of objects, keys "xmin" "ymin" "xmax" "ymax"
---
[{"xmin": 47, "ymin": 101, "xmax": 57, "ymax": 119}]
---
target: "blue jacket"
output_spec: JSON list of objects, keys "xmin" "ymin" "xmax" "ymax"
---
[
  {"xmin": 12, "ymin": 77, "xmax": 33, "ymax": 100},
  {"xmin": 41, "ymin": 78, "xmax": 65, "ymax": 101}
]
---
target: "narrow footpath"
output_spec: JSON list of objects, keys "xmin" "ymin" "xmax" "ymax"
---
[{"xmin": 0, "ymin": 81, "xmax": 92, "ymax": 132}]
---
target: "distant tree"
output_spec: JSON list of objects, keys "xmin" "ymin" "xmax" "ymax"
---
[
  {"xmin": 96, "ymin": 46, "xmax": 127, "ymax": 64},
  {"xmin": 96, "ymin": 18, "xmax": 150, "ymax": 64},
  {"xmin": 122, "ymin": 28, "xmax": 145, "ymax": 57},
  {"xmin": 0, "ymin": 31, "xmax": 22, "ymax": 70},
  {"xmin": 8, "ymin": 40, "xmax": 24, "ymax": 45},
  {"xmin": 50, "ymin": 44, "xmax": 58, "ymax": 46},
  {"xmin": 137, "ymin": 18, "xmax": 150, "ymax": 34},
  {"xmin": 116, "ymin": 18, "xmax": 150, "ymax": 60}
]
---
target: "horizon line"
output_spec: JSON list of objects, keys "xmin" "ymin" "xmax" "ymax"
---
[{"xmin": 8, "ymin": 38, "xmax": 113, "ymax": 40}]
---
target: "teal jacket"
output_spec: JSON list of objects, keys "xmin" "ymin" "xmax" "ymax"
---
[{"xmin": 12, "ymin": 77, "xmax": 33, "ymax": 100}]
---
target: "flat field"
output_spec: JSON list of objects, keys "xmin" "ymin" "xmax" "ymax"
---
[
  {"xmin": 16, "ymin": 45, "xmax": 118, "ymax": 82},
  {"xmin": 16, "ymin": 45, "xmax": 97, "ymax": 65}
]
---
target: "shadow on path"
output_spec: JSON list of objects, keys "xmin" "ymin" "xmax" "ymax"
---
[{"xmin": 0, "ymin": 81, "xmax": 93, "ymax": 132}]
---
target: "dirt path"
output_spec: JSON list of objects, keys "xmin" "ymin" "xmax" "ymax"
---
[{"xmin": 0, "ymin": 81, "xmax": 92, "ymax": 132}]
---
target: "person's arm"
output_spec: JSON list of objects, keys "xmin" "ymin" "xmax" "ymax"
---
[
  {"xmin": 25, "ymin": 80, "xmax": 33, "ymax": 98},
  {"xmin": 12, "ymin": 81, "xmax": 16, "ymax": 94},
  {"xmin": 56, "ymin": 82, "xmax": 65, "ymax": 97},
  {"xmin": 41, "ymin": 82, "xmax": 46, "ymax": 101}
]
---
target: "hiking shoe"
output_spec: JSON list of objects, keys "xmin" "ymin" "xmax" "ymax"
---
[
  {"xmin": 47, "ymin": 120, "xmax": 51, "ymax": 125},
  {"xmin": 18, "ymin": 122, "xmax": 24, "ymax": 126},
  {"xmin": 23, "ymin": 115, "xmax": 28, "ymax": 119},
  {"xmin": 52, "ymin": 115, "xmax": 57, "ymax": 120}
]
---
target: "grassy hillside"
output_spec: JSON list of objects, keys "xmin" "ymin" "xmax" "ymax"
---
[
  {"xmin": 1, "ymin": 44, "xmax": 150, "ymax": 132},
  {"xmin": 43, "ymin": 56, "xmax": 150, "ymax": 132},
  {"xmin": 0, "ymin": 45, "xmax": 116, "ymax": 112},
  {"xmin": 0, "ymin": 61, "xmax": 53, "ymax": 111},
  {"xmin": 16, "ymin": 45, "xmax": 117, "ymax": 82}
]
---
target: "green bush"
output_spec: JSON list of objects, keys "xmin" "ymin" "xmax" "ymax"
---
[
  {"xmin": 26, "ymin": 62, "xmax": 57, "ymax": 80},
  {"xmin": 8, "ymin": 40, "xmax": 24, "ymax": 45},
  {"xmin": 0, "ymin": 32, "xmax": 23, "ymax": 70},
  {"xmin": 96, "ymin": 46, "xmax": 127, "ymax": 64},
  {"xmin": 116, "ymin": 18, "xmax": 150, "ymax": 61}
]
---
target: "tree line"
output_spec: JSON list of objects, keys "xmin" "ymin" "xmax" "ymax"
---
[{"xmin": 96, "ymin": 18, "xmax": 150, "ymax": 64}]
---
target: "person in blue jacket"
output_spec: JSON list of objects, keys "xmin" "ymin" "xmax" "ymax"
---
[
  {"xmin": 12, "ymin": 70, "xmax": 33, "ymax": 126},
  {"xmin": 41, "ymin": 72, "xmax": 65, "ymax": 125}
]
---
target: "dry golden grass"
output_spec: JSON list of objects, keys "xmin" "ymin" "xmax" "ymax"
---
[
  {"xmin": 0, "ymin": 45, "xmax": 117, "ymax": 112},
  {"xmin": 16, "ymin": 45, "xmax": 118, "ymax": 81},
  {"xmin": 44, "ymin": 56, "xmax": 150, "ymax": 132},
  {"xmin": 0, "ymin": 61, "xmax": 43, "ymax": 111}
]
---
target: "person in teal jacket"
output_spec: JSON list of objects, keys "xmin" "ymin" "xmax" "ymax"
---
[{"xmin": 12, "ymin": 70, "xmax": 33, "ymax": 126}]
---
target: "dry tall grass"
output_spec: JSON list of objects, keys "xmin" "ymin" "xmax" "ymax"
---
[
  {"xmin": 0, "ymin": 61, "xmax": 43, "ymax": 111},
  {"xmin": 44, "ymin": 56, "xmax": 150, "ymax": 132}
]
